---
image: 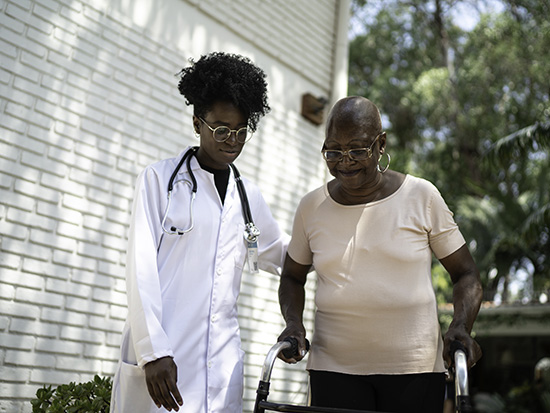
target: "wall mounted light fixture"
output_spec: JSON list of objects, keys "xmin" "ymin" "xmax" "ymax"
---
[{"xmin": 301, "ymin": 93, "xmax": 328, "ymax": 126}]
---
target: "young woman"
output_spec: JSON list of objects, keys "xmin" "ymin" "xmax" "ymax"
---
[{"xmin": 111, "ymin": 52, "xmax": 288, "ymax": 413}]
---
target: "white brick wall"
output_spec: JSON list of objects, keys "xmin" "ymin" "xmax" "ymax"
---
[{"xmin": 0, "ymin": 0, "xmax": 349, "ymax": 411}]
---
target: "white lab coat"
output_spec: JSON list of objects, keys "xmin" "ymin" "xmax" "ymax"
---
[{"xmin": 111, "ymin": 147, "xmax": 289, "ymax": 413}]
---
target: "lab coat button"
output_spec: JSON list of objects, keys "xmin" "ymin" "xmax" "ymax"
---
[
  {"xmin": 208, "ymin": 361, "xmax": 212, "ymax": 368},
  {"xmin": 216, "ymin": 268, "xmax": 221, "ymax": 275},
  {"xmin": 211, "ymin": 315, "xmax": 217, "ymax": 322}
]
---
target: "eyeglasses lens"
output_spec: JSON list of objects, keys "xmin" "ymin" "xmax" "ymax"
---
[
  {"xmin": 324, "ymin": 149, "xmax": 369, "ymax": 161},
  {"xmin": 213, "ymin": 127, "xmax": 249, "ymax": 143}
]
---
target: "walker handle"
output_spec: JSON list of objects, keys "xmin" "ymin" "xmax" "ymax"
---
[
  {"xmin": 281, "ymin": 337, "xmax": 310, "ymax": 359},
  {"xmin": 450, "ymin": 340, "xmax": 473, "ymax": 412},
  {"xmin": 450, "ymin": 340, "xmax": 468, "ymax": 361}
]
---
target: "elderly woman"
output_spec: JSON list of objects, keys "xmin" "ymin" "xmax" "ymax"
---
[{"xmin": 278, "ymin": 96, "xmax": 482, "ymax": 412}]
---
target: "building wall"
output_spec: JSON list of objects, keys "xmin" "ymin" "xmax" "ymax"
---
[{"xmin": 0, "ymin": 0, "xmax": 350, "ymax": 411}]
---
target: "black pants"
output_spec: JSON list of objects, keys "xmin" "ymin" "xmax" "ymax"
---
[{"xmin": 309, "ymin": 370, "xmax": 446, "ymax": 413}]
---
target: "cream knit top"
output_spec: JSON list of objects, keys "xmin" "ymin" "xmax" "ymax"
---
[{"xmin": 288, "ymin": 175, "xmax": 465, "ymax": 375}]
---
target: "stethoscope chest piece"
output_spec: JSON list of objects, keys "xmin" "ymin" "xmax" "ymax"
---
[{"xmin": 244, "ymin": 222, "xmax": 261, "ymax": 243}]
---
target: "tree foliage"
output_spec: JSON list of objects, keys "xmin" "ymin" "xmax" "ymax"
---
[{"xmin": 349, "ymin": 0, "xmax": 550, "ymax": 303}]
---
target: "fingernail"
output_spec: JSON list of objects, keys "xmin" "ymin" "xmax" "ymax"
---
[{"xmin": 300, "ymin": 349, "xmax": 305, "ymax": 357}]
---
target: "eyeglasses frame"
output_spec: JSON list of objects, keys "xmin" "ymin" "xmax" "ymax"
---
[
  {"xmin": 321, "ymin": 132, "xmax": 384, "ymax": 162},
  {"xmin": 198, "ymin": 117, "xmax": 252, "ymax": 144}
]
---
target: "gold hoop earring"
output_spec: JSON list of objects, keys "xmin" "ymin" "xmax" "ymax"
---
[{"xmin": 377, "ymin": 152, "xmax": 391, "ymax": 173}]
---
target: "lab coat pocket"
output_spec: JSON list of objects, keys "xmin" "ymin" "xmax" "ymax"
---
[
  {"xmin": 112, "ymin": 361, "xmax": 154, "ymax": 412},
  {"xmin": 234, "ymin": 223, "xmax": 247, "ymax": 270}
]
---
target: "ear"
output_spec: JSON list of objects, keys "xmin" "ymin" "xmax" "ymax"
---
[
  {"xmin": 192, "ymin": 115, "xmax": 201, "ymax": 135},
  {"xmin": 378, "ymin": 132, "xmax": 387, "ymax": 154}
]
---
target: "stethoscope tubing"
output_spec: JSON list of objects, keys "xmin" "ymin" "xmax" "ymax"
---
[{"xmin": 161, "ymin": 147, "xmax": 259, "ymax": 242}]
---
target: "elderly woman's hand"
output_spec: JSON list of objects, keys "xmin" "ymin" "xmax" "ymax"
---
[
  {"xmin": 277, "ymin": 322, "xmax": 307, "ymax": 364},
  {"xmin": 443, "ymin": 327, "xmax": 482, "ymax": 370}
]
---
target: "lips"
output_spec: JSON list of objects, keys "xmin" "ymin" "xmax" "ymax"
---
[
  {"xmin": 338, "ymin": 169, "xmax": 360, "ymax": 178},
  {"xmin": 220, "ymin": 148, "xmax": 240, "ymax": 160}
]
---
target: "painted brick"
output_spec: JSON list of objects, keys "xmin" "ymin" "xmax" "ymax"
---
[
  {"xmin": 0, "ymin": 251, "xmax": 21, "ymax": 270},
  {"xmin": 7, "ymin": 3, "xmax": 55, "ymax": 35},
  {"xmin": 87, "ymin": 315, "xmax": 124, "ymax": 335},
  {"xmin": 106, "ymin": 331, "xmax": 122, "ymax": 347},
  {"xmin": 0, "ymin": 219, "xmax": 29, "ymax": 241},
  {"xmin": 81, "ymin": 215, "xmax": 126, "ymax": 237},
  {"xmin": 91, "ymin": 287, "xmax": 125, "ymax": 306},
  {"xmin": 48, "ymin": 148, "xmax": 93, "ymax": 173},
  {"xmin": 60, "ymin": 325, "xmax": 105, "ymax": 344},
  {"xmin": 0, "ymin": 382, "xmax": 38, "ymax": 399},
  {"xmin": 77, "ymin": 241, "xmax": 119, "ymax": 264},
  {"xmin": 83, "ymin": 343, "xmax": 118, "ymax": 360},
  {"xmin": 62, "ymin": 194, "xmax": 106, "ymax": 218},
  {"xmin": 0, "ymin": 331, "xmax": 35, "ymax": 351},
  {"xmin": 0, "ymin": 114, "xmax": 28, "ymax": 135},
  {"xmin": 53, "ymin": 119, "xmax": 79, "ymax": 140},
  {"xmin": 52, "ymin": 250, "xmax": 96, "ymax": 271},
  {"xmin": 101, "ymin": 359, "xmax": 118, "ymax": 375},
  {"xmin": 35, "ymin": 99, "xmax": 80, "ymax": 127},
  {"xmin": 35, "ymin": 337, "xmax": 83, "ymax": 355},
  {"xmin": 5, "ymin": 350, "xmax": 56, "ymax": 368},
  {"xmin": 101, "ymin": 234, "xmax": 126, "ymax": 252},
  {"xmin": 97, "ymin": 261, "xmax": 125, "ymax": 279},
  {"xmin": 1, "ymin": 268, "xmax": 44, "ymax": 289},
  {"xmin": 33, "ymin": 0, "xmax": 59, "ymax": 13},
  {"xmin": 45, "ymin": 278, "xmax": 91, "ymax": 298},
  {"xmin": 37, "ymin": 201, "xmax": 83, "ymax": 225},
  {"xmin": 87, "ymin": 187, "xmax": 129, "ymax": 211},
  {"xmin": 71, "ymin": 269, "xmax": 112, "ymax": 288},
  {"xmin": 0, "ymin": 365, "xmax": 31, "ymax": 382},
  {"xmin": 74, "ymin": 141, "xmax": 115, "ymax": 167},
  {"xmin": 0, "ymin": 67, "xmax": 13, "ymax": 85},
  {"xmin": 30, "ymin": 369, "xmax": 81, "ymax": 386},
  {"xmin": 22, "ymin": 258, "xmax": 70, "ymax": 279},
  {"xmin": 56, "ymin": 222, "xmax": 99, "ymax": 243},
  {"xmin": 40, "ymin": 308, "xmax": 87, "ymax": 326},
  {"xmin": 14, "ymin": 179, "xmax": 60, "ymax": 204},
  {"xmin": 14, "ymin": 288, "xmax": 63, "ymax": 309},
  {"xmin": 30, "ymin": 229, "xmax": 76, "ymax": 252},
  {"xmin": 109, "ymin": 304, "xmax": 127, "ymax": 321},
  {"xmin": 0, "ymin": 8, "xmax": 26, "ymax": 34},
  {"xmin": 21, "ymin": 151, "xmax": 65, "ymax": 176},
  {"xmin": 64, "ymin": 296, "xmax": 108, "ymax": 316},
  {"xmin": 1, "ymin": 126, "xmax": 45, "ymax": 154},
  {"xmin": 9, "ymin": 317, "xmax": 55, "ymax": 341},
  {"xmin": 6, "ymin": 208, "xmax": 55, "ymax": 233},
  {"xmin": 1, "ymin": 27, "xmax": 47, "ymax": 59},
  {"xmin": 27, "ymin": 128, "xmax": 71, "ymax": 154},
  {"xmin": 1, "ymin": 238, "xmax": 51, "ymax": 261}
]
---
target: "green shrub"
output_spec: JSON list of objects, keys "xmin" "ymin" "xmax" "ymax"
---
[{"xmin": 31, "ymin": 375, "xmax": 112, "ymax": 413}]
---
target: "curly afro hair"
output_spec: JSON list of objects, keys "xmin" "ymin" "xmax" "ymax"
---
[{"xmin": 177, "ymin": 52, "xmax": 270, "ymax": 132}]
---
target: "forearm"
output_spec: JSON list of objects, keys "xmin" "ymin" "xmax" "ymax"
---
[
  {"xmin": 449, "ymin": 270, "xmax": 483, "ymax": 334},
  {"xmin": 278, "ymin": 275, "xmax": 306, "ymax": 326}
]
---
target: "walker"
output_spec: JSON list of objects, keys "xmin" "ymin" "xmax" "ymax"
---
[{"xmin": 253, "ymin": 338, "xmax": 473, "ymax": 413}]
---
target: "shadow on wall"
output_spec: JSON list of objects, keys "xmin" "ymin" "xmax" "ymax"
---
[{"xmin": 0, "ymin": 0, "xmax": 197, "ymax": 408}]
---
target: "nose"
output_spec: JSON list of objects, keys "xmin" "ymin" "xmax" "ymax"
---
[
  {"xmin": 225, "ymin": 131, "xmax": 239, "ymax": 146},
  {"xmin": 340, "ymin": 152, "xmax": 354, "ymax": 163}
]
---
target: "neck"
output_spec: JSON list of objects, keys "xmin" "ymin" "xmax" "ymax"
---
[{"xmin": 330, "ymin": 173, "xmax": 386, "ymax": 205}]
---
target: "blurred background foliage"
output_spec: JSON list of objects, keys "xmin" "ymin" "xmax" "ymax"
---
[{"xmin": 348, "ymin": 0, "xmax": 550, "ymax": 305}]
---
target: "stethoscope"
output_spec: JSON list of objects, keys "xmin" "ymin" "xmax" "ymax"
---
[{"xmin": 161, "ymin": 146, "xmax": 261, "ymax": 244}]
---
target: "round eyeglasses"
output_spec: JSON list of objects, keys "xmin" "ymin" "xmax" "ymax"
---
[
  {"xmin": 199, "ymin": 117, "xmax": 252, "ymax": 143},
  {"xmin": 322, "ymin": 133, "xmax": 383, "ymax": 162}
]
